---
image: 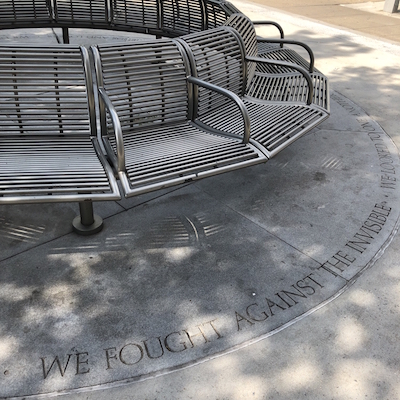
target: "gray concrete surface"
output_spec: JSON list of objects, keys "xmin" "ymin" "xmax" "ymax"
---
[
  {"xmin": 1, "ymin": 1, "xmax": 400, "ymax": 399},
  {"xmin": 247, "ymin": 0, "xmax": 400, "ymax": 43}
]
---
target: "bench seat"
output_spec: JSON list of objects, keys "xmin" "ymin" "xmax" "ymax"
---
[
  {"xmin": 108, "ymin": 122, "xmax": 262, "ymax": 196},
  {"xmin": 246, "ymin": 72, "xmax": 329, "ymax": 110},
  {"xmin": 0, "ymin": 135, "xmax": 116, "ymax": 199},
  {"xmin": 91, "ymin": 39, "xmax": 266, "ymax": 197},
  {"xmin": 196, "ymin": 100, "xmax": 326, "ymax": 157}
]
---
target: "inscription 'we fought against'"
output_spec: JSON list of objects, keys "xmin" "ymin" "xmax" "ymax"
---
[
  {"xmin": 40, "ymin": 270, "xmax": 328, "ymax": 380},
  {"xmin": 40, "ymin": 320, "xmax": 222, "ymax": 379}
]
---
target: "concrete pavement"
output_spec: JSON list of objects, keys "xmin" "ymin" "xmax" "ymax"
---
[
  {"xmin": 1, "ymin": 1, "xmax": 400, "ymax": 399},
  {"xmin": 248, "ymin": 0, "xmax": 400, "ymax": 43}
]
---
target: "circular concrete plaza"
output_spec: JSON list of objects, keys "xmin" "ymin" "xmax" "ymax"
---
[{"xmin": 0, "ymin": 29, "xmax": 400, "ymax": 399}]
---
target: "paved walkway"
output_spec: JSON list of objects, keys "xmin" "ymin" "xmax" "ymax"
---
[
  {"xmin": 1, "ymin": 2, "xmax": 400, "ymax": 399},
  {"xmin": 249, "ymin": 0, "xmax": 400, "ymax": 43}
]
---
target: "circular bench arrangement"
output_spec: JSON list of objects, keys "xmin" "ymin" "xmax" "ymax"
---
[{"xmin": 0, "ymin": 0, "xmax": 330, "ymax": 234}]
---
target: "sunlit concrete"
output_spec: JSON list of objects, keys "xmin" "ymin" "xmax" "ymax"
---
[{"xmin": 1, "ymin": 1, "xmax": 400, "ymax": 399}]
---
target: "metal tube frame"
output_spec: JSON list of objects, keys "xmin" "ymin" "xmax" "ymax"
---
[
  {"xmin": 252, "ymin": 20, "xmax": 284, "ymax": 42},
  {"xmin": 187, "ymin": 76, "xmax": 251, "ymax": 143},
  {"xmin": 98, "ymin": 88, "xmax": 126, "ymax": 174},
  {"xmin": 90, "ymin": 45, "xmax": 126, "ymax": 174},
  {"xmin": 256, "ymin": 38, "xmax": 315, "ymax": 73}
]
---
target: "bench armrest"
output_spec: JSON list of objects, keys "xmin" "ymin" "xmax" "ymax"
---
[
  {"xmin": 187, "ymin": 76, "xmax": 251, "ymax": 144},
  {"xmin": 252, "ymin": 21, "xmax": 284, "ymax": 40},
  {"xmin": 98, "ymin": 87, "xmax": 126, "ymax": 173},
  {"xmin": 256, "ymin": 38, "xmax": 315, "ymax": 72},
  {"xmin": 245, "ymin": 56, "xmax": 314, "ymax": 105}
]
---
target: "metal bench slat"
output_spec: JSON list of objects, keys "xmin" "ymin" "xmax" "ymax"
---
[{"xmin": 54, "ymin": 0, "xmax": 109, "ymax": 25}]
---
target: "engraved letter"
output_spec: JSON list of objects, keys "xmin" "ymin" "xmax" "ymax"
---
[
  {"xmin": 206, "ymin": 320, "xmax": 223, "ymax": 339},
  {"xmin": 184, "ymin": 326, "xmax": 209, "ymax": 348},
  {"xmin": 235, "ymin": 311, "xmax": 255, "ymax": 331},
  {"xmin": 280, "ymin": 285, "xmax": 307, "ymax": 305},
  {"xmin": 41, "ymin": 354, "xmax": 72, "ymax": 379},
  {"xmin": 296, "ymin": 279, "xmax": 316, "ymax": 295},
  {"xmin": 119, "ymin": 343, "xmax": 144, "ymax": 365},
  {"xmin": 76, "ymin": 352, "xmax": 90, "ymax": 375},
  {"xmin": 164, "ymin": 332, "xmax": 187, "ymax": 352},
  {"xmin": 275, "ymin": 292, "xmax": 294, "ymax": 308},
  {"xmin": 104, "ymin": 347, "xmax": 118, "ymax": 370},
  {"xmin": 246, "ymin": 303, "xmax": 269, "ymax": 322},
  {"xmin": 265, "ymin": 297, "xmax": 286, "ymax": 316},
  {"xmin": 143, "ymin": 337, "xmax": 164, "ymax": 359}
]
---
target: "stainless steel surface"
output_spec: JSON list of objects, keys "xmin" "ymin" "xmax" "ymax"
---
[{"xmin": 187, "ymin": 76, "xmax": 251, "ymax": 143}]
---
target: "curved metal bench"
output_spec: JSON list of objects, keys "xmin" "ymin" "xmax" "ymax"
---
[
  {"xmin": 178, "ymin": 27, "xmax": 329, "ymax": 158},
  {"xmin": 0, "ymin": 44, "xmax": 121, "ymax": 234},
  {"xmin": 91, "ymin": 38, "xmax": 266, "ymax": 197},
  {"xmin": 0, "ymin": 0, "xmax": 330, "ymax": 234}
]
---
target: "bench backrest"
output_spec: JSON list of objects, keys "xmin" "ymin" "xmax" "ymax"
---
[
  {"xmin": 223, "ymin": 13, "xmax": 259, "ymax": 82},
  {"xmin": 53, "ymin": 0, "xmax": 110, "ymax": 27},
  {"xmin": 111, "ymin": 0, "xmax": 159, "ymax": 32},
  {"xmin": 93, "ymin": 39, "xmax": 192, "ymax": 135},
  {"xmin": 223, "ymin": 13, "xmax": 257, "ymax": 56},
  {"xmin": 0, "ymin": 44, "xmax": 95, "ymax": 137},
  {"xmin": 0, "ymin": 0, "xmax": 53, "ymax": 28},
  {"xmin": 180, "ymin": 27, "xmax": 245, "ymax": 117},
  {"xmin": 161, "ymin": 0, "xmax": 205, "ymax": 36},
  {"xmin": 204, "ymin": 0, "xmax": 241, "ymax": 29}
]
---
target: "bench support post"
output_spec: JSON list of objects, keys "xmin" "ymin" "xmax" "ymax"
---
[
  {"xmin": 383, "ymin": 0, "xmax": 399, "ymax": 13},
  {"xmin": 62, "ymin": 27, "xmax": 70, "ymax": 44},
  {"xmin": 72, "ymin": 201, "xmax": 104, "ymax": 235}
]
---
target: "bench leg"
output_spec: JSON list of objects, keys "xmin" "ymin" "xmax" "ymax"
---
[
  {"xmin": 72, "ymin": 201, "xmax": 104, "ymax": 235},
  {"xmin": 62, "ymin": 27, "xmax": 70, "ymax": 44},
  {"xmin": 383, "ymin": 0, "xmax": 399, "ymax": 12}
]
